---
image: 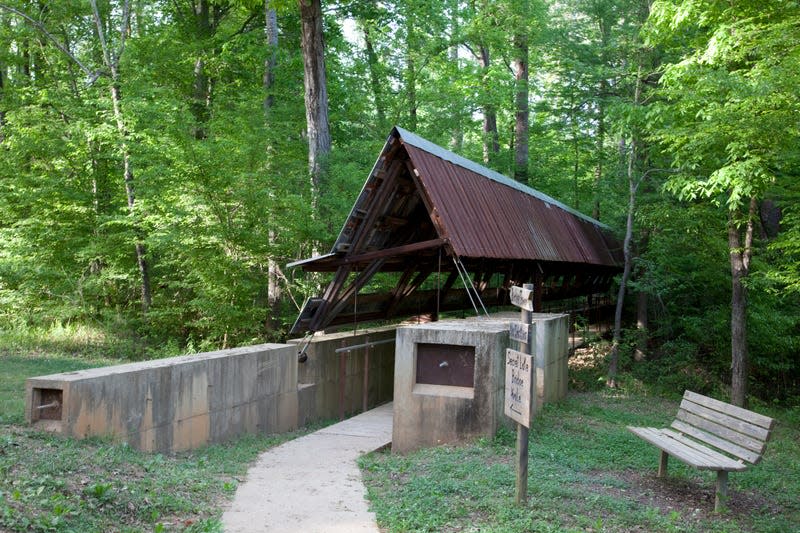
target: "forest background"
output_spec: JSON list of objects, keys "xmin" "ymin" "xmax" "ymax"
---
[{"xmin": 0, "ymin": 0, "xmax": 798, "ymax": 404}]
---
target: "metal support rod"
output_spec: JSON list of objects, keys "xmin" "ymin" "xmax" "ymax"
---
[
  {"xmin": 339, "ymin": 339, "xmax": 347, "ymax": 421},
  {"xmin": 334, "ymin": 337, "xmax": 395, "ymax": 354},
  {"xmin": 35, "ymin": 401, "xmax": 60, "ymax": 410},
  {"xmin": 362, "ymin": 339, "xmax": 370, "ymax": 413}
]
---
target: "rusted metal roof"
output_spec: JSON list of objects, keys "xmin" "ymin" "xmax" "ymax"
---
[
  {"xmin": 288, "ymin": 127, "xmax": 622, "ymax": 334},
  {"xmin": 401, "ymin": 137, "xmax": 619, "ymax": 265}
]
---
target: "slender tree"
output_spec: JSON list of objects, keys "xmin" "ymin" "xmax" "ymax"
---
[
  {"xmin": 264, "ymin": 1, "xmax": 281, "ymax": 331},
  {"xmin": 89, "ymin": 0, "xmax": 152, "ymax": 314},
  {"xmin": 512, "ymin": 0, "xmax": 529, "ymax": 184},
  {"xmin": 299, "ymin": 0, "xmax": 331, "ymax": 209}
]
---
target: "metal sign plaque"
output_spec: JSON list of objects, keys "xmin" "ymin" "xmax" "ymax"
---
[
  {"xmin": 504, "ymin": 348, "xmax": 533, "ymax": 427},
  {"xmin": 509, "ymin": 322, "xmax": 530, "ymax": 344},
  {"xmin": 509, "ymin": 285, "xmax": 534, "ymax": 311}
]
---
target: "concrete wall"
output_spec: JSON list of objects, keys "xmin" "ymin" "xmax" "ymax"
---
[
  {"xmin": 469, "ymin": 312, "xmax": 570, "ymax": 414},
  {"xmin": 392, "ymin": 319, "xmax": 511, "ymax": 454},
  {"xmin": 392, "ymin": 313, "xmax": 570, "ymax": 454},
  {"xmin": 24, "ymin": 315, "xmax": 566, "ymax": 455},
  {"xmin": 291, "ymin": 327, "xmax": 395, "ymax": 426},
  {"xmin": 26, "ymin": 344, "xmax": 298, "ymax": 453},
  {"xmin": 530, "ymin": 313, "xmax": 570, "ymax": 414}
]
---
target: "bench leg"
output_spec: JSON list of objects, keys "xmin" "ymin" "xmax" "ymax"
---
[
  {"xmin": 658, "ymin": 451, "xmax": 668, "ymax": 478},
  {"xmin": 715, "ymin": 470, "xmax": 728, "ymax": 513}
]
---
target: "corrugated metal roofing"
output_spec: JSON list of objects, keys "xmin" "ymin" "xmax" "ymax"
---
[
  {"xmin": 398, "ymin": 130, "xmax": 621, "ymax": 266},
  {"xmin": 395, "ymin": 126, "xmax": 610, "ymax": 229}
]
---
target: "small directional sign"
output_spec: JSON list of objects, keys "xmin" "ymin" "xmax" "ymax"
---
[
  {"xmin": 510, "ymin": 285, "xmax": 534, "ymax": 311},
  {"xmin": 504, "ymin": 348, "xmax": 533, "ymax": 427},
  {"xmin": 509, "ymin": 321, "xmax": 530, "ymax": 344}
]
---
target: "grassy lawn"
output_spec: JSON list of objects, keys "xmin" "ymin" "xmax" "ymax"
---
[
  {"xmin": 360, "ymin": 392, "xmax": 800, "ymax": 533},
  {"xmin": 2, "ymin": 336, "xmax": 799, "ymax": 532},
  {"xmin": 0, "ymin": 348, "xmax": 314, "ymax": 532}
]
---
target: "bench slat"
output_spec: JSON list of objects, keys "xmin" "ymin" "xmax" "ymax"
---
[
  {"xmin": 670, "ymin": 420, "xmax": 763, "ymax": 464},
  {"xmin": 628, "ymin": 426, "xmax": 718, "ymax": 470},
  {"xmin": 684, "ymin": 391, "xmax": 775, "ymax": 430},
  {"xmin": 680, "ymin": 398, "xmax": 771, "ymax": 442},
  {"xmin": 676, "ymin": 409, "xmax": 767, "ymax": 454},
  {"xmin": 660, "ymin": 429, "xmax": 747, "ymax": 471}
]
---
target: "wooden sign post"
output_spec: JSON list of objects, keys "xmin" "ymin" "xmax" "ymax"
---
[{"xmin": 506, "ymin": 283, "xmax": 534, "ymax": 504}]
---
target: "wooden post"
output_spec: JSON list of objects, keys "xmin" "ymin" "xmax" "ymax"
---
[
  {"xmin": 516, "ymin": 282, "xmax": 534, "ymax": 504},
  {"xmin": 715, "ymin": 470, "xmax": 728, "ymax": 513},
  {"xmin": 658, "ymin": 451, "xmax": 668, "ymax": 478},
  {"xmin": 363, "ymin": 337, "xmax": 370, "ymax": 413},
  {"xmin": 339, "ymin": 339, "xmax": 346, "ymax": 421}
]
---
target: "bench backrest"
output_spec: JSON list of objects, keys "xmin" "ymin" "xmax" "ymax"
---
[{"xmin": 671, "ymin": 390, "xmax": 775, "ymax": 465}]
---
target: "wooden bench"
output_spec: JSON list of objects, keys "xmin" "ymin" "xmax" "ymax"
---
[{"xmin": 628, "ymin": 390, "xmax": 775, "ymax": 512}]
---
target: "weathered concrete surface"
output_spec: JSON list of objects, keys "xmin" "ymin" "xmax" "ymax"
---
[
  {"xmin": 529, "ymin": 313, "xmax": 570, "ymax": 413},
  {"xmin": 26, "ymin": 344, "xmax": 298, "ymax": 453},
  {"xmin": 222, "ymin": 402, "xmax": 393, "ymax": 533},
  {"xmin": 468, "ymin": 312, "xmax": 570, "ymax": 414},
  {"xmin": 290, "ymin": 327, "xmax": 395, "ymax": 427},
  {"xmin": 392, "ymin": 319, "xmax": 511, "ymax": 454}
]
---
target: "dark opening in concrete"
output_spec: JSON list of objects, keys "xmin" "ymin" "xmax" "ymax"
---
[
  {"xmin": 416, "ymin": 343, "xmax": 475, "ymax": 388},
  {"xmin": 32, "ymin": 388, "xmax": 62, "ymax": 421}
]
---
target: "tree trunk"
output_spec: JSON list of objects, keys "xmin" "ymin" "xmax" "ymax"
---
[
  {"xmin": 729, "ymin": 197, "xmax": 756, "ymax": 407},
  {"xmin": 593, "ymin": 12, "xmax": 611, "ymax": 221},
  {"xmin": 264, "ymin": 2, "xmax": 277, "ymax": 113},
  {"xmin": 570, "ymin": 91, "xmax": 579, "ymax": 209},
  {"xmin": 191, "ymin": 0, "xmax": 211, "ymax": 139},
  {"xmin": 91, "ymin": 0, "xmax": 152, "ymax": 314},
  {"xmin": 362, "ymin": 23, "xmax": 386, "ymax": 131},
  {"xmin": 299, "ymin": 0, "xmax": 331, "ymax": 207},
  {"xmin": 111, "ymin": 81, "xmax": 152, "ymax": 313},
  {"xmin": 0, "ymin": 59, "xmax": 5, "ymax": 142},
  {"xmin": 478, "ymin": 45, "xmax": 499, "ymax": 164},
  {"xmin": 593, "ymin": 85, "xmax": 605, "ymax": 220},
  {"xmin": 634, "ymin": 228, "xmax": 650, "ymax": 362},
  {"xmin": 264, "ymin": 2, "xmax": 281, "ymax": 332},
  {"xmin": 608, "ymin": 65, "xmax": 644, "ymax": 388},
  {"xmin": 608, "ymin": 137, "xmax": 636, "ymax": 388},
  {"xmin": 512, "ymin": 5, "xmax": 529, "ymax": 185}
]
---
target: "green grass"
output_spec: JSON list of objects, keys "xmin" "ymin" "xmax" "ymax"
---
[
  {"xmin": 4, "ymin": 330, "xmax": 799, "ymax": 532},
  {"xmin": 360, "ymin": 392, "xmax": 800, "ymax": 533},
  {"xmin": 0, "ymin": 423, "xmax": 315, "ymax": 532},
  {"xmin": 0, "ymin": 338, "xmax": 319, "ymax": 532}
]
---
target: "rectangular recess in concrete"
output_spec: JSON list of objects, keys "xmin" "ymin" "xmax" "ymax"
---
[
  {"xmin": 31, "ymin": 388, "xmax": 63, "ymax": 421},
  {"xmin": 415, "ymin": 343, "xmax": 475, "ymax": 387}
]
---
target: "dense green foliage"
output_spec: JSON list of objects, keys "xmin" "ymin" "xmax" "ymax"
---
[{"xmin": 0, "ymin": 0, "xmax": 798, "ymax": 400}]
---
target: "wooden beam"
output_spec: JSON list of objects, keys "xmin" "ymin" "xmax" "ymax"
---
[
  {"xmin": 385, "ymin": 266, "xmax": 435, "ymax": 318},
  {"xmin": 308, "ymin": 266, "xmax": 351, "ymax": 332},
  {"xmin": 343, "ymin": 238, "xmax": 445, "ymax": 265},
  {"xmin": 317, "ymin": 259, "xmax": 387, "ymax": 331},
  {"xmin": 348, "ymin": 159, "xmax": 404, "ymax": 252}
]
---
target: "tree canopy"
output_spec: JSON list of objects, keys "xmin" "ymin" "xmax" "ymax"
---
[{"xmin": 0, "ymin": 0, "xmax": 798, "ymax": 402}]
